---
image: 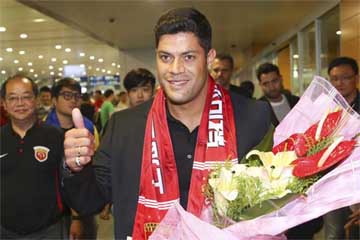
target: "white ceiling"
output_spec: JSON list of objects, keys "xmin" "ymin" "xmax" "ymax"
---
[
  {"xmin": 20, "ymin": 0, "xmax": 336, "ymax": 51},
  {"xmin": 0, "ymin": 0, "xmax": 337, "ymax": 84},
  {"xmin": 0, "ymin": 0, "xmax": 122, "ymax": 84}
]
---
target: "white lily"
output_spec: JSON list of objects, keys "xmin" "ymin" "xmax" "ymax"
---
[
  {"xmin": 213, "ymin": 191, "xmax": 229, "ymax": 217},
  {"xmin": 209, "ymin": 167, "xmax": 239, "ymax": 201},
  {"xmin": 229, "ymin": 164, "xmax": 248, "ymax": 176},
  {"xmin": 246, "ymin": 149, "xmax": 297, "ymax": 180}
]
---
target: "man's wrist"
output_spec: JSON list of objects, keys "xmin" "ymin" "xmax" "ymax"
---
[{"xmin": 63, "ymin": 157, "xmax": 74, "ymax": 177}]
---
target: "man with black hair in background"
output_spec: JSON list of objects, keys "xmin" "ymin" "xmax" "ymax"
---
[
  {"xmin": 99, "ymin": 89, "xmax": 115, "ymax": 130},
  {"xmin": 325, "ymin": 56, "xmax": 359, "ymax": 240},
  {"xmin": 123, "ymin": 68, "xmax": 156, "ymax": 108},
  {"xmin": 80, "ymin": 93, "xmax": 95, "ymax": 123},
  {"xmin": 115, "ymin": 91, "xmax": 128, "ymax": 111},
  {"xmin": 93, "ymin": 90, "xmax": 103, "ymax": 112},
  {"xmin": 257, "ymin": 63, "xmax": 324, "ymax": 239},
  {"xmin": 44, "ymin": 78, "xmax": 99, "ymax": 239},
  {"xmin": 210, "ymin": 53, "xmax": 244, "ymax": 94},
  {"xmin": 257, "ymin": 62, "xmax": 300, "ymax": 126},
  {"xmin": 37, "ymin": 86, "xmax": 53, "ymax": 120}
]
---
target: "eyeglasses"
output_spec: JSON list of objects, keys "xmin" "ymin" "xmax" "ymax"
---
[
  {"xmin": 329, "ymin": 75, "xmax": 355, "ymax": 83},
  {"xmin": 5, "ymin": 95, "xmax": 35, "ymax": 105},
  {"xmin": 59, "ymin": 91, "xmax": 81, "ymax": 101}
]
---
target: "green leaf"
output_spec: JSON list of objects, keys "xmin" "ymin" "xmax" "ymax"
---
[
  {"xmin": 241, "ymin": 124, "xmax": 275, "ymax": 165},
  {"xmin": 287, "ymin": 174, "xmax": 322, "ymax": 194},
  {"xmin": 238, "ymin": 193, "xmax": 300, "ymax": 220}
]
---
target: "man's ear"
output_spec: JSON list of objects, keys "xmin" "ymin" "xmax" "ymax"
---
[
  {"xmin": 207, "ymin": 48, "xmax": 216, "ymax": 67},
  {"xmin": 2, "ymin": 98, "xmax": 8, "ymax": 112},
  {"xmin": 280, "ymin": 75, "xmax": 284, "ymax": 82}
]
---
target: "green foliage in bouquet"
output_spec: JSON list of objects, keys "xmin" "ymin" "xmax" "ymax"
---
[
  {"xmin": 226, "ymin": 175, "xmax": 265, "ymax": 221},
  {"xmin": 287, "ymin": 174, "xmax": 322, "ymax": 195},
  {"xmin": 238, "ymin": 193, "xmax": 299, "ymax": 220},
  {"xmin": 204, "ymin": 125, "xmax": 325, "ymax": 225}
]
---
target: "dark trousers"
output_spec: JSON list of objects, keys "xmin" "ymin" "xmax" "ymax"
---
[{"xmin": 0, "ymin": 216, "xmax": 70, "ymax": 239}]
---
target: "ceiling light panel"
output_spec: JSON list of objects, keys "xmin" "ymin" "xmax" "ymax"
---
[
  {"xmin": 20, "ymin": 33, "xmax": 28, "ymax": 39},
  {"xmin": 33, "ymin": 18, "xmax": 45, "ymax": 23}
]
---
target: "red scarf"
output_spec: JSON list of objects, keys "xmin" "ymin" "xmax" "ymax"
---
[{"xmin": 132, "ymin": 77, "xmax": 238, "ymax": 239}]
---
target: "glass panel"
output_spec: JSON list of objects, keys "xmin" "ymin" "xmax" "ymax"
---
[
  {"xmin": 320, "ymin": 6, "xmax": 340, "ymax": 78},
  {"xmin": 290, "ymin": 37, "xmax": 300, "ymax": 96},
  {"xmin": 301, "ymin": 23, "xmax": 316, "ymax": 90}
]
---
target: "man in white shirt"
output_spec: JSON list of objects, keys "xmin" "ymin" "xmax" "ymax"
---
[{"xmin": 257, "ymin": 63, "xmax": 299, "ymax": 126}]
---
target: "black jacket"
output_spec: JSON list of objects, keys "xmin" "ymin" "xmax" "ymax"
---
[
  {"xmin": 351, "ymin": 90, "xmax": 359, "ymax": 113},
  {"xmin": 259, "ymin": 91, "xmax": 300, "ymax": 126},
  {"xmin": 62, "ymin": 93, "xmax": 272, "ymax": 239}
]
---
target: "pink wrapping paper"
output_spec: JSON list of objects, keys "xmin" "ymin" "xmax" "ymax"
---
[{"xmin": 150, "ymin": 77, "xmax": 360, "ymax": 240}]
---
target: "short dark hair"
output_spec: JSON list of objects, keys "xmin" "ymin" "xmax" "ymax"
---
[
  {"xmin": 51, "ymin": 77, "xmax": 81, "ymax": 98},
  {"xmin": 216, "ymin": 53, "xmax": 234, "ymax": 69},
  {"xmin": 154, "ymin": 8, "xmax": 212, "ymax": 53},
  {"xmin": 1, "ymin": 74, "xmax": 38, "ymax": 99},
  {"xmin": 82, "ymin": 93, "xmax": 90, "ymax": 102},
  {"xmin": 40, "ymin": 86, "xmax": 51, "ymax": 94},
  {"xmin": 95, "ymin": 90, "xmax": 102, "ymax": 95},
  {"xmin": 104, "ymin": 89, "xmax": 114, "ymax": 98},
  {"xmin": 328, "ymin": 57, "xmax": 359, "ymax": 75},
  {"xmin": 256, "ymin": 63, "xmax": 280, "ymax": 82},
  {"xmin": 240, "ymin": 81, "xmax": 255, "ymax": 93},
  {"xmin": 124, "ymin": 68, "xmax": 156, "ymax": 92},
  {"xmin": 118, "ymin": 91, "xmax": 127, "ymax": 97}
]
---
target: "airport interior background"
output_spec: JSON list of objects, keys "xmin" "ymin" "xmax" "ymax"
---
[
  {"xmin": 0, "ymin": 0, "xmax": 359, "ymax": 97},
  {"xmin": 0, "ymin": 0, "xmax": 359, "ymax": 239}
]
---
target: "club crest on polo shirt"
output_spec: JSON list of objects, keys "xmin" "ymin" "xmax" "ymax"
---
[{"xmin": 33, "ymin": 146, "xmax": 50, "ymax": 162}]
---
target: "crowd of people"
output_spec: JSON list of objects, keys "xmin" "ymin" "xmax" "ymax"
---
[{"xmin": 0, "ymin": 7, "xmax": 359, "ymax": 240}]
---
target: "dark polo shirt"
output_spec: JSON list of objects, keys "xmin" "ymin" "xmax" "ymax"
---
[
  {"xmin": 0, "ymin": 122, "xmax": 64, "ymax": 235},
  {"xmin": 167, "ymin": 109, "xmax": 199, "ymax": 209}
]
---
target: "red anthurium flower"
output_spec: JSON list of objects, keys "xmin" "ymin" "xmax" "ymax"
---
[{"xmin": 292, "ymin": 139, "xmax": 356, "ymax": 178}]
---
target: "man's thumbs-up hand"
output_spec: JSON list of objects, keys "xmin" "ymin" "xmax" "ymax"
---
[
  {"xmin": 64, "ymin": 108, "xmax": 95, "ymax": 171},
  {"xmin": 72, "ymin": 108, "xmax": 85, "ymax": 129}
]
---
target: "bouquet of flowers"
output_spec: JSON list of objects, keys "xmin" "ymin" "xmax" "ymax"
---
[
  {"xmin": 205, "ymin": 107, "xmax": 356, "ymax": 226},
  {"xmin": 150, "ymin": 77, "xmax": 360, "ymax": 240}
]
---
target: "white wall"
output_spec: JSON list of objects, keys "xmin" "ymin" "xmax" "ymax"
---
[{"xmin": 119, "ymin": 48, "xmax": 157, "ymax": 88}]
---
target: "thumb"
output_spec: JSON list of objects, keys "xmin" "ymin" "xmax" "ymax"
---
[{"xmin": 72, "ymin": 108, "xmax": 85, "ymax": 129}]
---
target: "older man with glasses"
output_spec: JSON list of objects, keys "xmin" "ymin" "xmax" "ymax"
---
[
  {"xmin": 0, "ymin": 74, "xmax": 69, "ymax": 239},
  {"xmin": 328, "ymin": 56, "xmax": 359, "ymax": 112},
  {"xmin": 44, "ymin": 77, "xmax": 99, "ymax": 240},
  {"xmin": 324, "ymin": 56, "xmax": 359, "ymax": 240}
]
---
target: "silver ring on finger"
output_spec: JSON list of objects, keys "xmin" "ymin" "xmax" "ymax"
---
[
  {"xmin": 77, "ymin": 146, "xmax": 81, "ymax": 156},
  {"xmin": 75, "ymin": 156, "xmax": 81, "ymax": 167}
]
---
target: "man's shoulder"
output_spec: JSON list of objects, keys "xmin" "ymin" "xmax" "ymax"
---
[
  {"xmin": 287, "ymin": 93, "xmax": 300, "ymax": 101},
  {"xmin": 111, "ymin": 99, "xmax": 152, "ymax": 124},
  {"xmin": 229, "ymin": 84, "xmax": 241, "ymax": 91},
  {"xmin": 283, "ymin": 91, "xmax": 300, "ymax": 105},
  {"xmin": 36, "ymin": 122, "xmax": 64, "ymax": 136},
  {"xmin": 230, "ymin": 92, "xmax": 270, "ymax": 112},
  {"xmin": 258, "ymin": 95, "xmax": 268, "ymax": 102},
  {"xmin": 102, "ymin": 101, "xmax": 113, "ymax": 109},
  {"xmin": 0, "ymin": 123, "xmax": 11, "ymax": 136}
]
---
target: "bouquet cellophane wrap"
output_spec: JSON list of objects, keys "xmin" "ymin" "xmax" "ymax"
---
[{"xmin": 150, "ymin": 76, "xmax": 360, "ymax": 240}]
